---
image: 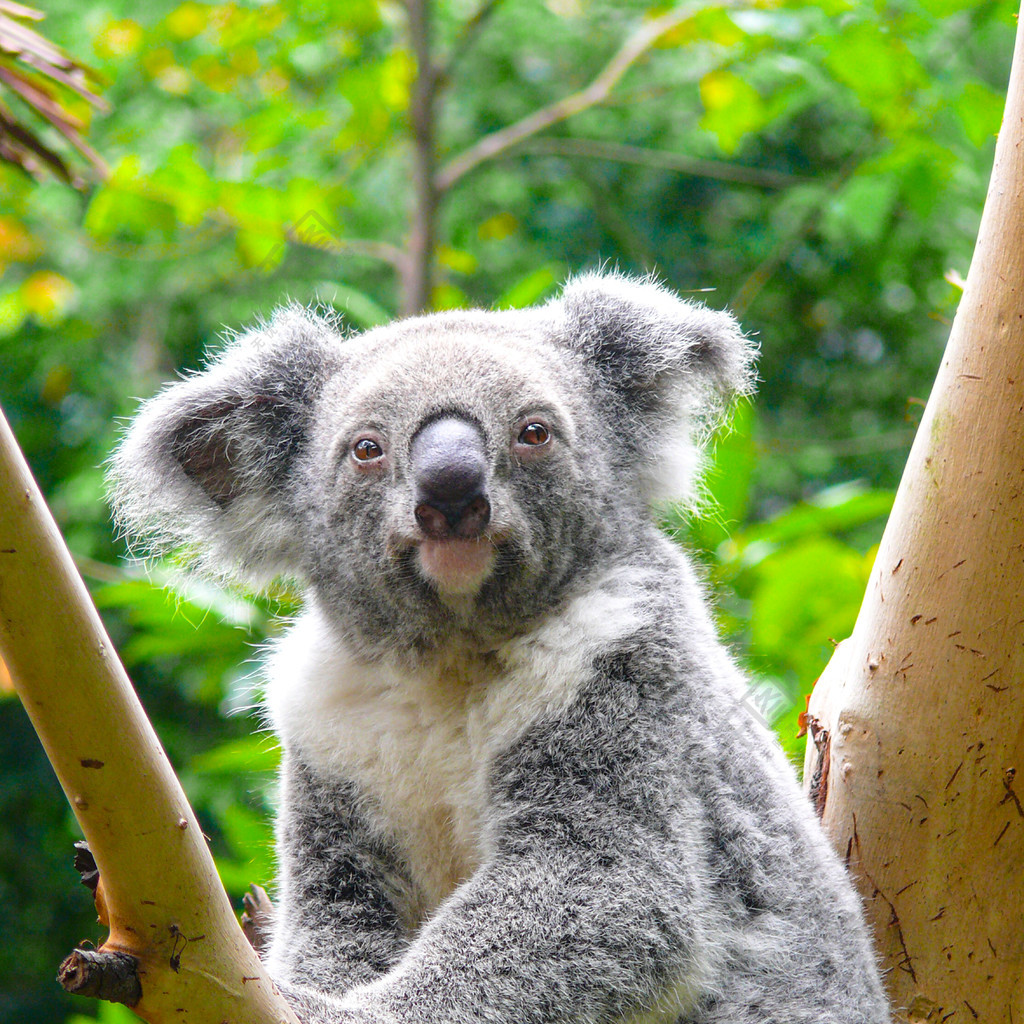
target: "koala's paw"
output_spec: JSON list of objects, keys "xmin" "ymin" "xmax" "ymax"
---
[{"xmin": 241, "ymin": 883, "xmax": 275, "ymax": 954}]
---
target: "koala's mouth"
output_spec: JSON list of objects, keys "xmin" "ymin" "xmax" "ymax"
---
[{"xmin": 416, "ymin": 536, "xmax": 495, "ymax": 597}]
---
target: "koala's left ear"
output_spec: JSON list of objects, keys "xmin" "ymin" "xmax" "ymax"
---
[{"xmin": 549, "ymin": 272, "xmax": 757, "ymax": 502}]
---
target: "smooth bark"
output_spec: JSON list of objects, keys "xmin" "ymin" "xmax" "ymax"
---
[
  {"xmin": 804, "ymin": 10, "xmax": 1024, "ymax": 1022},
  {"xmin": 0, "ymin": 408, "xmax": 298, "ymax": 1024}
]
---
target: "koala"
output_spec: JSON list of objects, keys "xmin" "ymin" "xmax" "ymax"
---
[{"xmin": 110, "ymin": 272, "xmax": 890, "ymax": 1024}]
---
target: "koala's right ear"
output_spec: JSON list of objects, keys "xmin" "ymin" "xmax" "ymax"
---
[{"xmin": 109, "ymin": 306, "xmax": 343, "ymax": 586}]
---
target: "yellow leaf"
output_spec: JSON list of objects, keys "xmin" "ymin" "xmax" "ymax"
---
[
  {"xmin": 379, "ymin": 50, "xmax": 414, "ymax": 111},
  {"xmin": 699, "ymin": 70, "xmax": 764, "ymax": 155},
  {"xmin": 478, "ymin": 212, "xmax": 519, "ymax": 241},
  {"xmin": 41, "ymin": 364, "xmax": 73, "ymax": 405},
  {"xmin": 94, "ymin": 19, "xmax": 143, "ymax": 59},
  {"xmin": 192, "ymin": 55, "xmax": 236, "ymax": 93},
  {"xmin": 438, "ymin": 246, "xmax": 478, "ymax": 276},
  {"xmin": 230, "ymin": 47, "xmax": 260, "ymax": 77},
  {"xmin": 236, "ymin": 228, "xmax": 279, "ymax": 268},
  {"xmin": 155, "ymin": 65, "xmax": 192, "ymax": 96},
  {"xmin": 0, "ymin": 217, "xmax": 39, "ymax": 262},
  {"xmin": 431, "ymin": 283, "xmax": 468, "ymax": 311},
  {"xmin": 166, "ymin": 2, "xmax": 208, "ymax": 40},
  {"xmin": 700, "ymin": 69, "xmax": 745, "ymax": 113},
  {"xmin": 653, "ymin": 18, "xmax": 699, "ymax": 47},
  {"xmin": 22, "ymin": 271, "xmax": 75, "ymax": 319},
  {"xmin": 143, "ymin": 46, "xmax": 174, "ymax": 76}
]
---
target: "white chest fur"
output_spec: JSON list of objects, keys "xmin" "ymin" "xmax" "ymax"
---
[{"xmin": 263, "ymin": 569, "xmax": 645, "ymax": 921}]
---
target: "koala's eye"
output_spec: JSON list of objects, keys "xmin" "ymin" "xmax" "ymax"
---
[
  {"xmin": 513, "ymin": 418, "xmax": 555, "ymax": 464},
  {"xmin": 518, "ymin": 422, "xmax": 550, "ymax": 447},
  {"xmin": 352, "ymin": 437, "xmax": 385, "ymax": 462}
]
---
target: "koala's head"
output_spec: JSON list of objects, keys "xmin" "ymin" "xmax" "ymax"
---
[{"xmin": 110, "ymin": 273, "xmax": 754, "ymax": 655}]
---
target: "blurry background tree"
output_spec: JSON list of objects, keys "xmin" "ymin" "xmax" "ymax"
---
[{"xmin": 0, "ymin": 1, "xmax": 1015, "ymax": 1022}]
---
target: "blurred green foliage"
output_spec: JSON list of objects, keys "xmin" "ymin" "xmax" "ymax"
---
[
  {"xmin": 670, "ymin": 402, "xmax": 893, "ymax": 759},
  {"xmin": 0, "ymin": 0, "xmax": 1016, "ymax": 1020}
]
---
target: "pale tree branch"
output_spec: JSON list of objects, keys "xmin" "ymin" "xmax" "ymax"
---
[
  {"xmin": 514, "ymin": 136, "xmax": 805, "ymax": 189},
  {"xmin": 435, "ymin": 2, "xmax": 742, "ymax": 193},
  {"xmin": 234, "ymin": 206, "xmax": 410, "ymax": 275},
  {"xmin": 804, "ymin": 7, "xmax": 1024, "ymax": 1018},
  {"xmin": 0, "ymin": 408, "xmax": 298, "ymax": 1024},
  {"xmin": 289, "ymin": 233, "xmax": 410, "ymax": 273}
]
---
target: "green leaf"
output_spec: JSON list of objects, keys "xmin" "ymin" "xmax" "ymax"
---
[
  {"xmin": 732, "ymin": 484, "xmax": 893, "ymax": 562},
  {"xmin": 0, "ymin": 291, "xmax": 27, "ymax": 337},
  {"xmin": 213, "ymin": 801, "xmax": 275, "ymax": 892},
  {"xmin": 688, "ymin": 400, "xmax": 757, "ymax": 550},
  {"xmin": 191, "ymin": 735, "xmax": 282, "ymax": 776},
  {"xmin": 319, "ymin": 282, "xmax": 393, "ymax": 328},
  {"xmin": 494, "ymin": 265, "xmax": 561, "ymax": 309},
  {"xmin": 822, "ymin": 174, "xmax": 899, "ymax": 246},
  {"xmin": 955, "ymin": 80, "xmax": 1004, "ymax": 148},
  {"xmin": 821, "ymin": 22, "xmax": 927, "ymax": 128},
  {"xmin": 65, "ymin": 1003, "xmax": 139, "ymax": 1024},
  {"xmin": 432, "ymin": 282, "xmax": 469, "ymax": 310},
  {"xmin": 916, "ymin": 0, "xmax": 984, "ymax": 14},
  {"xmin": 749, "ymin": 536, "xmax": 868, "ymax": 668},
  {"xmin": 699, "ymin": 70, "xmax": 766, "ymax": 154}
]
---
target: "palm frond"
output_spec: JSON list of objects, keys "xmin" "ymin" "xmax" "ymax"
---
[{"xmin": 0, "ymin": 0, "xmax": 108, "ymax": 186}]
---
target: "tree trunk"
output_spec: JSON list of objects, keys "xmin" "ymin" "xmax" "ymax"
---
[
  {"xmin": 804, "ymin": 10, "xmax": 1024, "ymax": 1023},
  {"xmin": 403, "ymin": 0, "xmax": 438, "ymax": 317},
  {"xmin": 0, "ymin": 409, "xmax": 297, "ymax": 1024}
]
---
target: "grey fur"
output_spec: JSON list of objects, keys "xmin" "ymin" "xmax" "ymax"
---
[{"xmin": 110, "ymin": 272, "xmax": 889, "ymax": 1024}]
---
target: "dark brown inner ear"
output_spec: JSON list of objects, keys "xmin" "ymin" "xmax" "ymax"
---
[{"xmin": 171, "ymin": 402, "xmax": 246, "ymax": 508}]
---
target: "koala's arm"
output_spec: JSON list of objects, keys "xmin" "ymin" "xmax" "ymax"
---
[
  {"xmin": 264, "ymin": 757, "xmax": 413, "ymax": 996},
  {"xmin": 272, "ymin": 674, "xmax": 710, "ymax": 1024}
]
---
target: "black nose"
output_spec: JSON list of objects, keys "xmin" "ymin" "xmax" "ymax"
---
[{"xmin": 410, "ymin": 417, "xmax": 491, "ymax": 539}]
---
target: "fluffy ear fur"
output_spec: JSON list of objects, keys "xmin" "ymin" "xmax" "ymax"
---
[
  {"xmin": 549, "ymin": 271, "xmax": 757, "ymax": 503},
  {"xmin": 109, "ymin": 305, "xmax": 343, "ymax": 586}
]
